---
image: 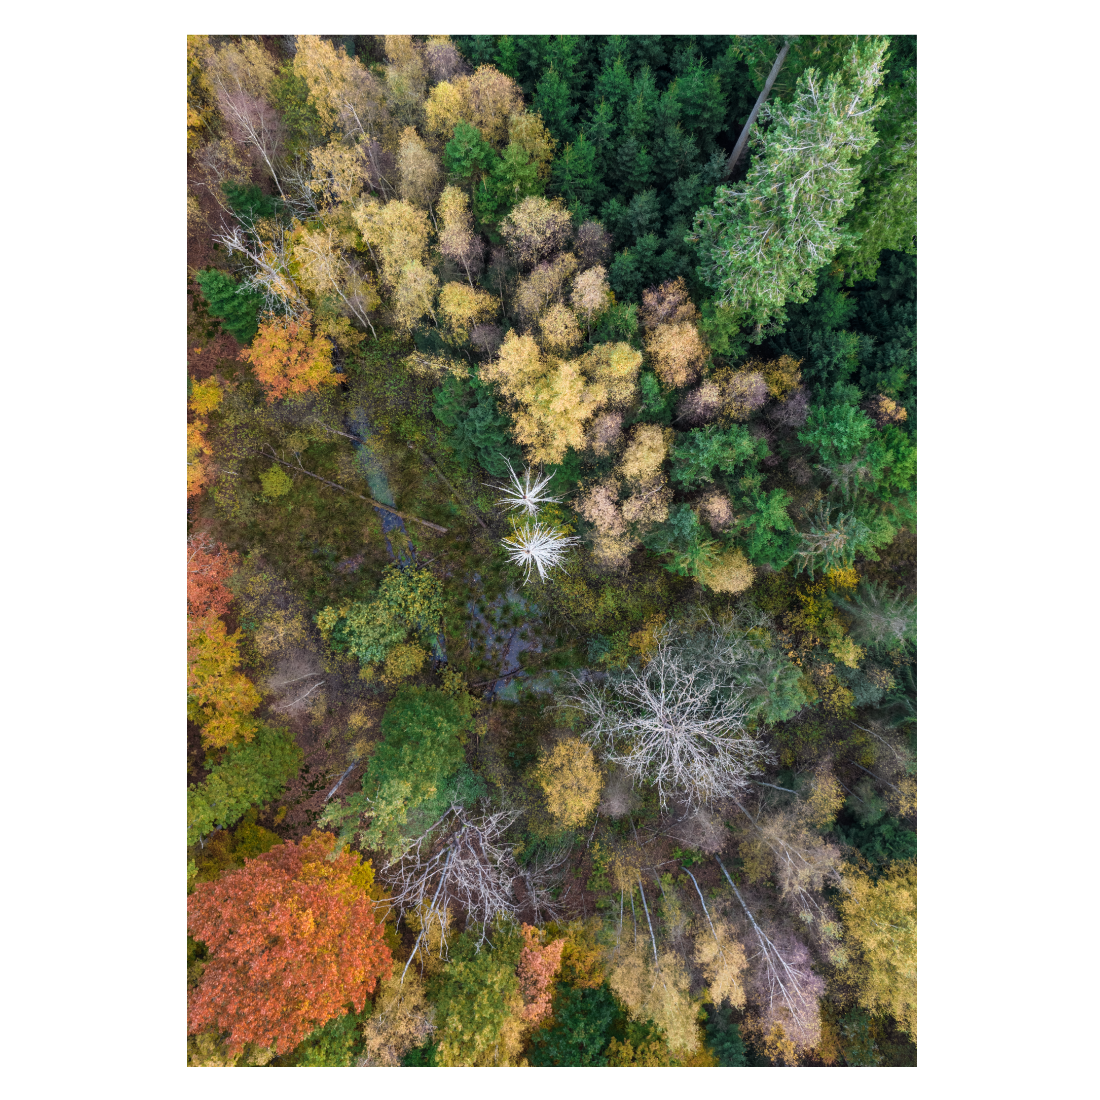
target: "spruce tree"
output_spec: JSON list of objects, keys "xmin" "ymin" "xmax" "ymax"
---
[{"xmin": 194, "ymin": 269, "xmax": 265, "ymax": 343}]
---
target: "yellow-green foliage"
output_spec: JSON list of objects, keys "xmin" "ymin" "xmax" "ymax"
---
[
  {"xmin": 534, "ymin": 738, "xmax": 602, "ymax": 828},
  {"xmin": 837, "ymin": 860, "xmax": 918, "ymax": 1041},
  {"xmin": 381, "ymin": 642, "xmax": 428, "ymax": 685},
  {"xmin": 259, "ymin": 464, "xmax": 293, "ymax": 499}
]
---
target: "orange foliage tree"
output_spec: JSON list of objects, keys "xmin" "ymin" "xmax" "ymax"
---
[
  {"xmin": 187, "ymin": 611, "xmax": 261, "ymax": 748},
  {"xmin": 516, "ymin": 924, "xmax": 565, "ymax": 1025},
  {"xmin": 238, "ymin": 310, "xmax": 336, "ymax": 401},
  {"xmin": 188, "ymin": 832, "xmax": 393, "ymax": 1056},
  {"xmin": 187, "ymin": 535, "xmax": 239, "ymax": 621}
]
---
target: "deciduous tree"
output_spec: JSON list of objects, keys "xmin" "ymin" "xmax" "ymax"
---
[
  {"xmin": 238, "ymin": 311, "xmax": 336, "ymax": 401},
  {"xmin": 187, "ymin": 832, "xmax": 392, "ymax": 1056},
  {"xmin": 836, "ymin": 860, "xmax": 917, "ymax": 1040},
  {"xmin": 187, "ymin": 611, "xmax": 262, "ymax": 749}
]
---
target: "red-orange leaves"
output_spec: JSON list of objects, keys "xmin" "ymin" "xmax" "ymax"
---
[
  {"xmin": 516, "ymin": 923, "xmax": 564, "ymax": 1025},
  {"xmin": 238, "ymin": 310, "xmax": 336, "ymax": 402},
  {"xmin": 187, "ymin": 535, "xmax": 239, "ymax": 623},
  {"xmin": 187, "ymin": 831, "xmax": 393, "ymax": 1056}
]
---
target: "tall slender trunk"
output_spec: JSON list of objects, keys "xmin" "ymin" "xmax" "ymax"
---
[{"xmin": 724, "ymin": 40, "xmax": 791, "ymax": 179}]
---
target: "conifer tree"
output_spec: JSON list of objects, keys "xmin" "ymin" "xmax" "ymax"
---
[{"xmin": 690, "ymin": 38, "xmax": 888, "ymax": 334}]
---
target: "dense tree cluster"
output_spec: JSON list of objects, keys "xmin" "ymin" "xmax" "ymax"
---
[{"xmin": 186, "ymin": 32, "xmax": 916, "ymax": 1068}]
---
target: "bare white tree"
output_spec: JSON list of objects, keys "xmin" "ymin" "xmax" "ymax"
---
[
  {"xmin": 381, "ymin": 806, "xmax": 523, "ymax": 980},
  {"xmin": 716, "ymin": 859, "xmax": 825, "ymax": 1052},
  {"xmin": 501, "ymin": 521, "xmax": 580, "ymax": 584},
  {"xmin": 212, "ymin": 221, "xmax": 305, "ymax": 316},
  {"xmin": 491, "ymin": 459, "xmax": 561, "ymax": 516},
  {"xmin": 518, "ymin": 843, "xmax": 571, "ymax": 925},
  {"xmin": 566, "ymin": 623, "xmax": 773, "ymax": 810}
]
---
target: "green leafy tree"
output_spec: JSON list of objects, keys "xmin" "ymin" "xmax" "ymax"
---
[
  {"xmin": 187, "ymin": 725, "xmax": 303, "ymax": 847},
  {"xmin": 690, "ymin": 38, "xmax": 888, "ymax": 334},
  {"xmin": 529, "ymin": 983, "xmax": 620, "ymax": 1066},
  {"xmin": 289, "ymin": 1005, "xmax": 371, "ymax": 1066},
  {"xmin": 316, "ymin": 564, "xmax": 444, "ymax": 666},
  {"xmin": 320, "ymin": 686, "xmax": 472, "ymax": 856},
  {"xmin": 194, "ymin": 269, "xmax": 265, "ymax": 344},
  {"xmin": 428, "ymin": 927, "xmax": 525, "ymax": 1066}
]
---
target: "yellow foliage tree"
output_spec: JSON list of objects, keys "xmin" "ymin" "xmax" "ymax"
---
[
  {"xmin": 437, "ymin": 281, "xmax": 496, "ymax": 344},
  {"xmin": 534, "ymin": 738, "xmax": 602, "ymax": 828},
  {"xmin": 836, "ymin": 860, "xmax": 917, "ymax": 1041},
  {"xmin": 645, "ymin": 320, "xmax": 707, "ymax": 389},
  {"xmin": 187, "ymin": 611, "xmax": 262, "ymax": 749},
  {"xmin": 397, "ymin": 126, "xmax": 442, "ymax": 209},
  {"xmin": 697, "ymin": 547, "xmax": 755, "ymax": 595}
]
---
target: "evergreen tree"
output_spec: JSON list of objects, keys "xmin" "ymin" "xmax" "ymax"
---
[
  {"xmin": 194, "ymin": 270, "xmax": 265, "ymax": 344},
  {"xmin": 433, "ymin": 373, "xmax": 522, "ymax": 477},
  {"xmin": 690, "ymin": 38, "xmax": 888, "ymax": 334},
  {"xmin": 528, "ymin": 983, "xmax": 620, "ymax": 1066}
]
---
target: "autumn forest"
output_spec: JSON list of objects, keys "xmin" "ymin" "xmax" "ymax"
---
[{"xmin": 186, "ymin": 32, "xmax": 917, "ymax": 1068}]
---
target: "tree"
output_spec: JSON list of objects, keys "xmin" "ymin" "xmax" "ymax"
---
[
  {"xmin": 528, "ymin": 983, "xmax": 619, "ymax": 1066},
  {"xmin": 437, "ymin": 185, "xmax": 485, "ymax": 284},
  {"xmin": 429, "ymin": 928, "xmax": 525, "ymax": 1066},
  {"xmin": 835, "ymin": 61, "xmax": 916, "ymax": 283},
  {"xmin": 567, "ymin": 621, "xmax": 772, "ymax": 810},
  {"xmin": 316, "ymin": 564, "xmax": 444, "ymax": 667},
  {"xmin": 690, "ymin": 38, "xmax": 888, "ymax": 333},
  {"xmin": 517, "ymin": 924, "xmax": 565, "ymax": 1024},
  {"xmin": 187, "ymin": 611, "xmax": 262, "ymax": 750},
  {"xmin": 836, "ymin": 860, "xmax": 917, "ymax": 1041},
  {"xmin": 238, "ymin": 310, "xmax": 336, "ymax": 401},
  {"xmin": 382, "ymin": 807, "xmax": 528, "ymax": 973},
  {"xmin": 716, "ymin": 859, "xmax": 826, "ymax": 1060},
  {"xmin": 319, "ymin": 685, "xmax": 471, "ymax": 855},
  {"xmin": 397, "ymin": 126, "xmax": 442, "ymax": 208},
  {"xmin": 187, "ymin": 831, "xmax": 393, "ymax": 1056},
  {"xmin": 606, "ymin": 938, "xmax": 701, "ymax": 1055},
  {"xmin": 830, "ymin": 580, "xmax": 916, "ymax": 651},
  {"xmin": 670, "ymin": 423, "xmax": 767, "ymax": 489},
  {"xmin": 499, "ymin": 195, "xmax": 574, "ymax": 269},
  {"xmin": 194, "ymin": 270, "xmax": 265, "ymax": 343},
  {"xmin": 432, "ymin": 372, "xmax": 521, "ymax": 477},
  {"xmin": 187, "ymin": 535, "xmax": 239, "ymax": 621},
  {"xmin": 187, "ymin": 391, "xmax": 215, "ymax": 500},
  {"xmin": 200, "ymin": 38, "xmax": 287, "ymax": 199},
  {"xmin": 187, "ymin": 724, "xmax": 302, "ymax": 847},
  {"xmin": 359, "ymin": 970, "xmax": 436, "ymax": 1065},
  {"xmin": 534, "ymin": 738, "xmax": 602, "ymax": 828},
  {"xmin": 290, "ymin": 220, "xmax": 381, "ymax": 337}
]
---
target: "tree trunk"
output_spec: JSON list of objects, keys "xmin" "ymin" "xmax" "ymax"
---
[
  {"xmin": 724, "ymin": 40, "xmax": 791, "ymax": 179},
  {"xmin": 264, "ymin": 449, "xmax": 449, "ymax": 534}
]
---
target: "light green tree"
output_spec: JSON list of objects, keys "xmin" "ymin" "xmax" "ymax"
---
[{"xmin": 690, "ymin": 37, "xmax": 888, "ymax": 335}]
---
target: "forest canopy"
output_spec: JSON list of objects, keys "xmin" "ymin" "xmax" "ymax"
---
[{"xmin": 187, "ymin": 32, "xmax": 916, "ymax": 1069}]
